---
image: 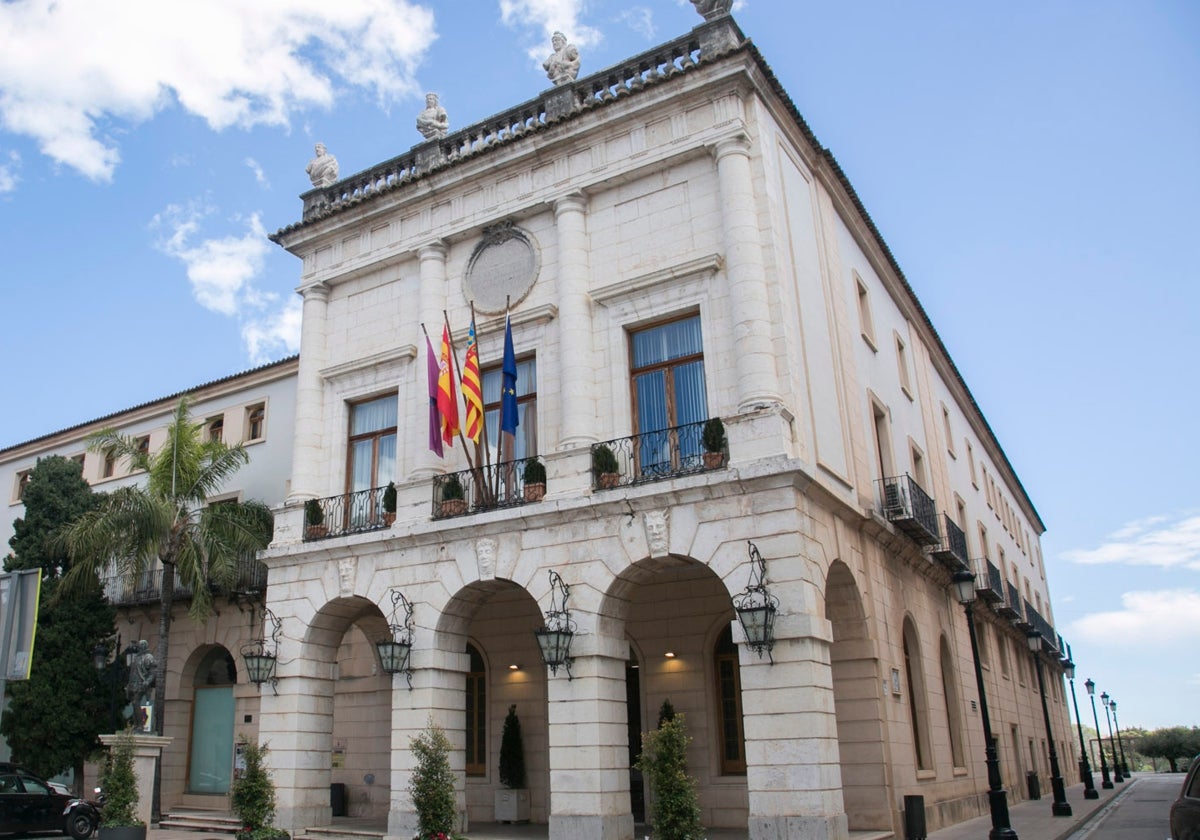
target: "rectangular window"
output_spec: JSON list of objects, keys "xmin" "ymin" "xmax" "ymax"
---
[
  {"xmin": 629, "ymin": 315, "xmax": 708, "ymax": 475},
  {"xmin": 464, "ymin": 645, "xmax": 486, "ymax": 776},
  {"xmin": 482, "ymin": 356, "xmax": 538, "ymax": 463},
  {"xmin": 347, "ymin": 395, "xmax": 397, "ymax": 494},
  {"xmin": 207, "ymin": 416, "xmax": 224, "ymax": 443},
  {"xmin": 895, "ymin": 332, "xmax": 913, "ymax": 400},
  {"xmin": 978, "ymin": 523, "xmax": 989, "ymax": 560},
  {"xmin": 13, "ymin": 470, "xmax": 31, "ymax": 502},
  {"xmin": 855, "ymin": 274, "xmax": 877, "ymax": 349},
  {"xmin": 910, "ymin": 442, "xmax": 927, "ymax": 488},
  {"xmin": 942, "ymin": 404, "xmax": 955, "ymax": 458},
  {"xmin": 975, "ymin": 618, "xmax": 990, "ymax": 668},
  {"xmin": 102, "ymin": 452, "xmax": 116, "ymax": 479},
  {"xmin": 996, "ymin": 625, "xmax": 1010, "ymax": 677},
  {"xmin": 136, "ymin": 435, "xmax": 150, "ymax": 459},
  {"xmin": 966, "ymin": 440, "xmax": 977, "ymax": 487},
  {"xmin": 714, "ymin": 626, "xmax": 746, "ymax": 775},
  {"xmin": 871, "ymin": 398, "xmax": 894, "ymax": 481},
  {"xmin": 246, "ymin": 404, "xmax": 266, "ymax": 441}
]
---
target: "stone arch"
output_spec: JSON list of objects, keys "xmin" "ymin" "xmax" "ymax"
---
[
  {"xmin": 180, "ymin": 643, "xmax": 239, "ymax": 797},
  {"xmin": 824, "ymin": 560, "xmax": 890, "ymax": 831}
]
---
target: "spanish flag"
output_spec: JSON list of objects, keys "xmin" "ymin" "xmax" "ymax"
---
[
  {"xmin": 437, "ymin": 324, "xmax": 459, "ymax": 446},
  {"xmin": 462, "ymin": 318, "xmax": 483, "ymax": 443}
]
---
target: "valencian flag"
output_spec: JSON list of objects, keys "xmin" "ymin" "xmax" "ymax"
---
[
  {"xmin": 425, "ymin": 335, "xmax": 443, "ymax": 457},
  {"xmin": 437, "ymin": 324, "xmax": 460, "ymax": 446},
  {"xmin": 461, "ymin": 318, "xmax": 483, "ymax": 443},
  {"xmin": 500, "ymin": 310, "xmax": 519, "ymax": 437}
]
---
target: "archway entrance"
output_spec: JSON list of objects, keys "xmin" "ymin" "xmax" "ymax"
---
[
  {"xmin": 187, "ymin": 646, "xmax": 237, "ymax": 794},
  {"xmin": 825, "ymin": 560, "xmax": 889, "ymax": 830}
]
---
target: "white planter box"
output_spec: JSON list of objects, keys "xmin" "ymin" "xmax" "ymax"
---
[{"xmin": 494, "ymin": 788, "xmax": 530, "ymax": 823}]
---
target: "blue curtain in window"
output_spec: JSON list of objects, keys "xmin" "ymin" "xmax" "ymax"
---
[
  {"xmin": 483, "ymin": 358, "xmax": 536, "ymax": 462},
  {"xmin": 632, "ymin": 317, "xmax": 707, "ymax": 473}
]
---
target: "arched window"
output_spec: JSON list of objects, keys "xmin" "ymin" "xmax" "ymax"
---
[
  {"xmin": 902, "ymin": 618, "xmax": 932, "ymax": 771},
  {"xmin": 713, "ymin": 624, "xmax": 746, "ymax": 775},
  {"xmin": 465, "ymin": 643, "xmax": 486, "ymax": 777},
  {"xmin": 940, "ymin": 636, "xmax": 965, "ymax": 768}
]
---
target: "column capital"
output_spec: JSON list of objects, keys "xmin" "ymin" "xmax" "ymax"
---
[
  {"xmin": 300, "ymin": 281, "xmax": 331, "ymax": 302},
  {"xmin": 417, "ymin": 239, "xmax": 448, "ymax": 262},
  {"xmin": 553, "ymin": 191, "xmax": 588, "ymax": 218},
  {"xmin": 711, "ymin": 132, "xmax": 752, "ymax": 163}
]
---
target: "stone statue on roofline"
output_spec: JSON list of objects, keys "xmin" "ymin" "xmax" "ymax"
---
[
  {"xmin": 543, "ymin": 31, "xmax": 580, "ymax": 86},
  {"xmin": 416, "ymin": 92, "xmax": 449, "ymax": 140},
  {"xmin": 306, "ymin": 142, "xmax": 339, "ymax": 187},
  {"xmin": 691, "ymin": 0, "xmax": 734, "ymax": 20}
]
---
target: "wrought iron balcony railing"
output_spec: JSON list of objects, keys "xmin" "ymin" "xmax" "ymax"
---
[
  {"xmin": 431, "ymin": 457, "xmax": 546, "ymax": 520},
  {"xmin": 304, "ymin": 486, "xmax": 391, "ymax": 541},
  {"xmin": 591, "ymin": 419, "xmax": 727, "ymax": 491},
  {"xmin": 876, "ymin": 474, "xmax": 940, "ymax": 546},
  {"xmin": 997, "ymin": 580, "xmax": 1024, "ymax": 622},
  {"xmin": 101, "ymin": 556, "xmax": 267, "ymax": 607},
  {"xmin": 1023, "ymin": 601, "xmax": 1058, "ymax": 654},
  {"xmin": 929, "ymin": 514, "xmax": 969, "ymax": 570},
  {"xmin": 974, "ymin": 558, "xmax": 1004, "ymax": 603}
]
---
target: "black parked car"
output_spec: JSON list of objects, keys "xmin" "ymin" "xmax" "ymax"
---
[
  {"xmin": 1174, "ymin": 756, "xmax": 1200, "ymax": 840},
  {"xmin": 0, "ymin": 771, "xmax": 98, "ymax": 839}
]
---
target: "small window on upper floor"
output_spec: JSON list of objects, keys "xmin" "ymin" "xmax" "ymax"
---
[
  {"xmin": 134, "ymin": 436, "xmax": 150, "ymax": 471},
  {"xmin": 910, "ymin": 442, "xmax": 927, "ymax": 489},
  {"xmin": 942, "ymin": 404, "xmax": 955, "ymax": 458},
  {"xmin": 978, "ymin": 523, "xmax": 988, "ymax": 560},
  {"xmin": 207, "ymin": 416, "xmax": 224, "ymax": 443},
  {"xmin": 954, "ymin": 495, "xmax": 967, "ymax": 532},
  {"xmin": 855, "ymin": 275, "xmax": 877, "ymax": 350},
  {"xmin": 71, "ymin": 454, "xmax": 85, "ymax": 473},
  {"xmin": 966, "ymin": 440, "xmax": 978, "ymax": 487},
  {"xmin": 895, "ymin": 332, "xmax": 913, "ymax": 400},
  {"xmin": 102, "ymin": 452, "xmax": 116, "ymax": 479},
  {"xmin": 13, "ymin": 470, "xmax": 31, "ymax": 503},
  {"xmin": 246, "ymin": 404, "xmax": 266, "ymax": 442}
]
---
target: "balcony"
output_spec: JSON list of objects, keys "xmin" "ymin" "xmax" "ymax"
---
[
  {"xmin": 975, "ymin": 559, "xmax": 1004, "ymax": 603},
  {"xmin": 304, "ymin": 486, "xmax": 391, "ymax": 541},
  {"xmin": 876, "ymin": 474, "xmax": 940, "ymax": 546},
  {"xmin": 1024, "ymin": 602, "xmax": 1059, "ymax": 654},
  {"xmin": 591, "ymin": 419, "xmax": 727, "ymax": 491},
  {"xmin": 929, "ymin": 514, "xmax": 969, "ymax": 571},
  {"xmin": 996, "ymin": 580, "xmax": 1023, "ymax": 622},
  {"xmin": 101, "ymin": 556, "xmax": 267, "ymax": 607},
  {"xmin": 431, "ymin": 457, "xmax": 546, "ymax": 520}
]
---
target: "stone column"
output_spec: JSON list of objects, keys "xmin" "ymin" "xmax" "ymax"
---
[
  {"xmin": 546, "ymin": 642, "xmax": 632, "ymax": 840},
  {"xmin": 98, "ymin": 733, "xmax": 172, "ymax": 828},
  {"xmin": 287, "ymin": 283, "xmax": 331, "ymax": 504},
  {"xmin": 553, "ymin": 192, "xmax": 598, "ymax": 450},
  {"xmin": 713, "ymin": 134, "xmax": 782, "ymax": 412},
  {"xmin": 411, "ymin": 241, "xmax": 448, "ymax": 480},
  {"xmin": 385, "ymin": 647, "xmax": 469, "ymax": 840},
  {"xmin": 259, "ymin": 668, "xmax": 336, "ymax": 832},
  {"xmin": 739, "ymin": 613, "xmax": 848, "ymax": 840}
]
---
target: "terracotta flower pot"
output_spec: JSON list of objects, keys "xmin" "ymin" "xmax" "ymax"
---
[
  {"xmin": 440, "ymin": 498, "xmax": 467, "ymax": 517},
  {"xmin": 524, "ymin": 483, "xmax": 546, "ymax": 502},
  {"xmin": 598, "ymin": 472, "xmax": 620, "ymax": 490},
  {"xmin": 702, "ymin": 451, "xmax": 725, "ymax": 469},
  {"xmin": 305, "ymin": 525, "xmax": 328, "ymax": 539},
  {"xmin": 382, "ymin": 512, "xmax": 396, "ymax": 526}
]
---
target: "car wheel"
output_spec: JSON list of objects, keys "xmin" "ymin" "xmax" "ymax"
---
[{"xmin": 66, "ymin": 810, "xmax": 95, "ymax": 840}]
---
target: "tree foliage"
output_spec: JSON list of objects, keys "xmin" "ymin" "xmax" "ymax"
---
[
  {"xmin": 0, "ymin": 456, "xmax": 116, "ymax": 784},
  {"xmin": 1137, "ymin": 726, "xmax": 1200, "ymax": 772},
  {"xmin": 408, "ymin": 720, "xmax": 457, "ymax": 840},
  {"xmin": 99, "ymin": 729, "xmax": 141, "ymax": 827},
  {"xmin": 231, "ymin": 739, "xmax": 287, "ymax": 840},
  {"xmin": 58, "ymin": 398, "xmax": 274, "ymax": 738},
  {"xmin": 636, "ymin": 711, "xmax": 703, "ymax": 840}
]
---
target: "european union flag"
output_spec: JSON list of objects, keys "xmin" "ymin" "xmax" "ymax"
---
[{"xmin": 500, "ymin": 311, "xmax": 519, "ymax": 435}]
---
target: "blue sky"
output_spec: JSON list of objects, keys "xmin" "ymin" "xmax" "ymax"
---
[{"xmin": 0, "ymin": 1, "xmax": 1197, "ymax": 731}]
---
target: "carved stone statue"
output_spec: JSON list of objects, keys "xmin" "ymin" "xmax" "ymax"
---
[
  {"xmin": 305, "ymin": 142, "xmax": 339, "ymax": 187},
  {"xmin": 416, "ymin": 93, "xmax": 449, "ymax": 140},
  {"xmin": 543, "ymin": 31, "xmax": 580, "ymax": 86},
  {"xmin": 126, "ymin": 639, "xmax": 155, "ymax": 730},
  {"xmin": 337, "ymin": 556, "xmax": 356, "ymax": 597},
  {"xmin": 690, "ymin": 0, "xmax": 734, "ymax": 20}
]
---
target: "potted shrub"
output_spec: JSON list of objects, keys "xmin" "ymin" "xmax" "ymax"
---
[
  {"xmin": 592, "ymin": 444, "xmax": 620, "ymax": 490},
  {"xmin": 408, "ymin": 720, "xmax": 460, "ymax": 840},
  {"xmin": 382, "ymin": 481, "xmax": 397, "ymax": 526},
  {"xmin": 495, "ymin": 705, "xmax": 530, "ymax": 823},
  {"xmin": 701, "ymin": 417, "xmax": 727, "ymax": 469},
  {"xmin": 98, "ymin": 729, "xmax": 145, "ymax": 840},
  {"xmin": 636, "ymin": 709, "xmax": 703, "ymax": 840},
  {"xmin": 439, "ymin": 474, "xmax": 466, "ymax": 517},
  {"xmin": 231, "ymin": 739, "xmax": 289, "ymax": 840},
  {"xmin": 522, "ymin": 459, "xmax": 546, "ymax": 503},
  {"xmin": 304, "ymin": 498, "xmax": 326, "ymax": 538}
]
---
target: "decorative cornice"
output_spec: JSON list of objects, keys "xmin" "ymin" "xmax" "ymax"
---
[
  {"xmin": 319, "ymin": 345, "xmax": 417, "ymax": 381},
  {"xmin": 592, "ymin": 254, "xmax": 723, "ymax": 304}
]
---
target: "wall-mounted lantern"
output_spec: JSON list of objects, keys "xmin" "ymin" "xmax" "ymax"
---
[
  {"xmin": 241, "ymin": 607, "xmax": 282, "ymax": 695},
  {"xmin": 534, "ymin": 570, "xmax": 575, "ymax": 679},
  {"xmin": 377, "ymin": 589, "xmax": 415, "ymax": 689},
  {"xmin": 733, "ymin": 541, "xmax": 778, "ymax": 663}
]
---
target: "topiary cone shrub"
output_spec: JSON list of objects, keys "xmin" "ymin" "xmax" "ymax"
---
[
  {"xmin": 499, "ymin": 705, "xmax": 526, "ymax": 790},
  {"xmin": 98, "ymin": 729, "xmax": 141, "ymax": 829}
]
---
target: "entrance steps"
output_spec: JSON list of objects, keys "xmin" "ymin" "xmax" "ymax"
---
[{"xmin": 158, "ymin": 810, "xmax": 242, "ymax": 834}]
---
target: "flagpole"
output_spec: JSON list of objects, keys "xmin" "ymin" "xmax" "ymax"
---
[
  {"xmin": 472, "ymin": 301, "xmax": 494, "ymax": 472},
  {"xmin": 443, "ymin": 311, "xmax": 493, "ymax": 507},
  {"xmin": 420, "ymin": 322, "xmax": 444, "ymax": 460}
]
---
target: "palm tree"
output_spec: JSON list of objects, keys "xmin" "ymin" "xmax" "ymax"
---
[{"xmin": 60, "ymin": 397, "xmax": 274, "ymax": 741}]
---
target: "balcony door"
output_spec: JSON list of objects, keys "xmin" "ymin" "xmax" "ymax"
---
[
  {"xmin": 630, "ymin": 315, "xmax": 707, "ymax": 477},
  {"xmin": 346, "ymin": 395, "xmax": 397, "ymax": 527}
]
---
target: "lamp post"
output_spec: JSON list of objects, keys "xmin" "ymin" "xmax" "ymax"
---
[
  {"xmin": 1026, "ymin": 633, "xmax": 1071, "ymax": 816},
  {"xmin": 1100, "ymin": 692, "xmax": 1123, "ymax": 783},
  {"xmin": 1062, "ymin": 661, "xmax": 1098, "ymax": 799},
  {"xmin": 1085, "ymin": 679, "xmax": 1113, "ymax": 789},
  {"xmin": 953, "ymin": 569, "xmax": 1018, "ymax": 839},
  {"xmin": 1109, "ymin": 700, "xmax": 1131, "ymax": 777}
]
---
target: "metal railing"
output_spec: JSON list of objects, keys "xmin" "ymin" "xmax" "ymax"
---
[
  {"xmin": 304, "ymin": 486, "xmax": 391, "ymax": 541},
  {"xmin": 431, "ymin": 457, "xmax": 546, "ymax": 520},
  {"xmin": 591, "ymin": 419, "xmax": 727, "ymax": 491},
  {"xmin": 876, "ymin": 474, "xmax": 940, "ymax": 546},
  {"xmin": 1024, "ymin": 601, "xmax": 1058, "ymax": 653},
  {"xmin": 974, "ymin": 558, "xmax": 1004, "ymax": 602},
  {"xmin": 930, "ymin": 514, "xmax": 969, "ymax": 569},
  {"xmin": 101, "ymin": 556, "xmax": 267, "ymax": 606}
]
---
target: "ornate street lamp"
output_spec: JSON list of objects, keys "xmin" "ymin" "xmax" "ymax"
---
[
  {"xmin": 376, "ymin": 589, "xmax": 415, "ymax": 689},
  {"xmin": 534, "ymin": 570, "xmax": 575, "ymax": 679},
  {"xmin": 241, "ymin": 607, "xmax": 282, "ymax": 695},
  {"xmin": 1026, "ymin": 633, "xmax": 1071, "ymax": 816},
  {"xmin": 1100, "ymin": 692, "xmax": 1123, "ymax": 783},
  {"xmin": 1109, "ymin": 699, "xmax": 1131, "ymax": 777},
  {"xmin": 733, "ymin": 541, "xmax": 778, "ymax": 663},
  {"xmin": 1085, "ymin": 680, "xmax": 1112, "ymax": 788},
  {"xmin": 1061, "ymin": 660, "xmax": 1098, "ymax": 799},
  {"xmin": 953, "ymin": 569, "xmax": 1018, "ymax": 840}
]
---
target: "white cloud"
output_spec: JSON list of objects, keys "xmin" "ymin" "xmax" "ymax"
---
[
  {"xmin": 245, "ymin": 157, "xmax": 269, "ymax": 188},
  {"xmin": 243, "ymin": 297, "xmax": 303, "ymax": 364},
  {"xmin": 0, "ymin": 149, "xmax": 18, "ymax": 192},
  {"xmin": 498, "ymin": 0, "xmax": 603, "ymax": 63},
  {"xmin": 617, "ymin": 7, "xmax": 656, "ymax": 40},
  {"xmin": 0, "ymin": 0, "xmax": 438, "ymax": 181},
  {"xmin": 1067, "ymin": 589, "xmax": 1200, "ymax": 646},
  {"xmin": 1060, "ymin": 512, "xmax": 1200, "ymax": 570}
]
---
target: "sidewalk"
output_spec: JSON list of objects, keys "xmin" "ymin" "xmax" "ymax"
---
[{"xmin": 927, "ymin": 774, "xmax": 1135, "ymax": 840}]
